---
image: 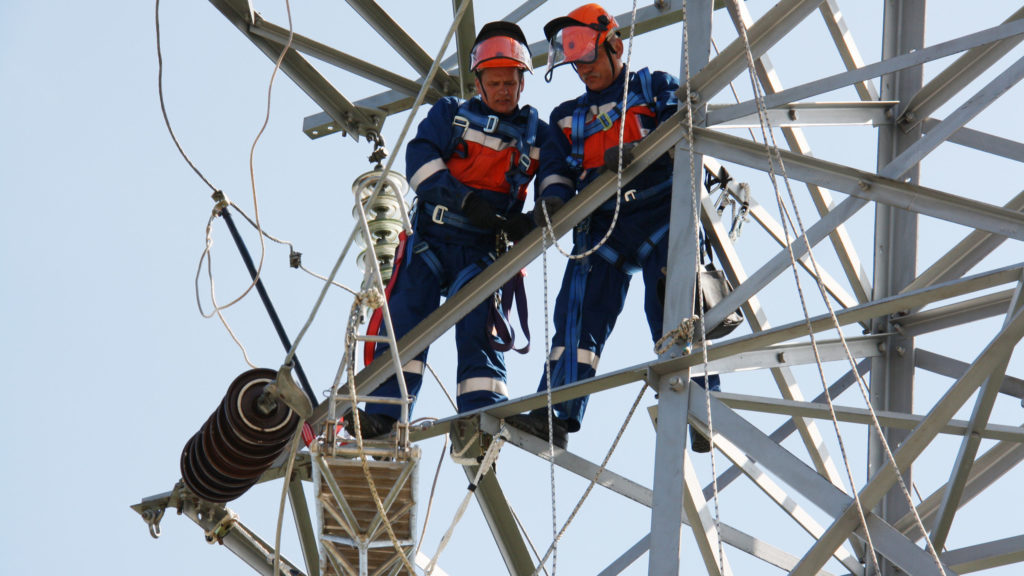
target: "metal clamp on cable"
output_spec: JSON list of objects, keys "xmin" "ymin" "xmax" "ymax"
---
[{"xmin": 204, "ymin": 510, "xmax": 239, "ymax": 545}]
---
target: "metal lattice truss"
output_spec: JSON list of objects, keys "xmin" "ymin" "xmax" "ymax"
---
[{"xmin": 136, "ymin": 0, "xmax": 1024, "ymax": 574}]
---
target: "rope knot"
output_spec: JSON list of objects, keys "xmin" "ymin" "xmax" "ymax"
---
[
  {"xmin": 654, "ymin": 315, "xmax": 698, "ymax": 355},
  {"xmin": 358, "ymin": 288, "xmax": 386, "ymax": 309}
]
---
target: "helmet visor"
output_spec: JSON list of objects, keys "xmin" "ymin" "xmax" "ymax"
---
[
  {"xmin": 547, "ymin": 25, "xmax": 602, "ymax": 72},
  {"xmin": 471, "ymin": 36, "xmax": 533, "ymax": 72}
]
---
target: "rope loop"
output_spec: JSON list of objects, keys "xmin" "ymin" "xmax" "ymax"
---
[{"xmin": 654, "ymin": 315, "xmax": 697, "ymax": 355}]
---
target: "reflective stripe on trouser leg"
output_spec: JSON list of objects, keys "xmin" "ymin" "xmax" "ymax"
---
[{"xmin": 457, "ymin": 377, "xmax": 509, "ymax": 413}]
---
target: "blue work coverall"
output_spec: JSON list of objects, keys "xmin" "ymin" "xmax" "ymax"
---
[
  {"xmin": 365, "ymin": 95, "xmax": 547, "ymax": 419},
  {"xmin": 534, "ymin": 66, "xmax": 720, "ymax": 432}
]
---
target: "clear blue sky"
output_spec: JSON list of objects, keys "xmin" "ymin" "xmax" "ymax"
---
[{"xmin": 3, "ymin": 1, "xmax": 1024, "ymax": 574}]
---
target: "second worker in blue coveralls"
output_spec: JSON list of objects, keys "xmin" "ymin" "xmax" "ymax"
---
[
  {"xmin": 347, "ymin": 22, "xmax": 547, "ymax": 438},
  {"xmin": 507, "ymin": 3, "xmax": 720, "ymax": 451}
]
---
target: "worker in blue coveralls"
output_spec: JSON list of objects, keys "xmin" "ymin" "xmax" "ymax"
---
[
  {"xmin": 507, "ymin": 3, "xmax": 719, "ymax": 451},
  {"xmin": 346, "ymin": 22, "xmax": 547, "ymax": 439}
]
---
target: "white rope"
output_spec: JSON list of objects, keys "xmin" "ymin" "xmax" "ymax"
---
[
  {"xmin": 229, "ymin": 201, "xmax": 359, "ymax": 295},
  {"xmin": 539, "ymin": 224, "xmax": 559, "ymax": 575},
  {"xmin": 680, "ymin": 5, "xmax": 725, "ymax": 570},
  {"xmin": 193, "ymin": 206, "xmax": 258, "ymax": 369},
  {"xmin": 531, "ymin": 382, "xmax": 649, "ymax": 575},
  {"xmin": 273, "ymin": 420, "xmax": 305, "ymax": 576},
  {"xmin": 413, "ymin": 435, "xmax": 450, "ymax": 559},
  {"xmin": 425, "ymin": 431, "xmax": 507, "ymax": 574},
  {"xmin": 726, "ymin": 2, "xmax": 946, "ymax": 572}
]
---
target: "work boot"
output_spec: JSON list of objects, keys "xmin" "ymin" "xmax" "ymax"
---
[
  {"xmin": 507, "ymin": 410, "xmax": 569, "ymax": 449},
  {"xmin": 344, "ymin": 409, "xmax": 396, "ymax": 439},
  {"xmin": 690, "ymin": 425, "xmax": 711, "ymax": 453}
]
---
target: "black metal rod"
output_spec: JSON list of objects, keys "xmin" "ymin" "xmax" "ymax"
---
[{"xmin": 219, "ymin": 206, "xmax": 319, "ymax": 407}]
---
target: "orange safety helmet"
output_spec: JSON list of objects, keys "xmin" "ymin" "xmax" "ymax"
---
[
  {"xmin": 543, "ymin": 3, "xmax": 619, "ymax": 79},
  {"xmin": 470, "ymin": 21, "xmax": 533, "ymax": 73}
]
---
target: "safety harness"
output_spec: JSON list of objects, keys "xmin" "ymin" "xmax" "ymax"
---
[
  {"xmin": 449, "ymin": 100, "xmax": 539, "ymax": 214},
  {"xmin": 566, "ymin": 67, "xmax": 654, "ymax": 175},
  {"xmin": 363, "ymin": 101, "xmax": 537, "ymax": 366},
  {"xmin": 550, "ymin": 68, "xmax": 666, "ymax": 388}
]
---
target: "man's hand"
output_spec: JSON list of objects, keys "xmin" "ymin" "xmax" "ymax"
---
[
  {"xmin": 533, "ymin": 196, "xmax": 565, "ymax": 227},
  {"xmin": 462, "ymin": 193, "xmax": 501, "ymax": 230},
  {"xmin": 501, "ymin": 213, "xmax": 535, "ymax": 243},
  {"xmin": 603, "ymin": 141, "xmax": 638, "ymax": 172}
]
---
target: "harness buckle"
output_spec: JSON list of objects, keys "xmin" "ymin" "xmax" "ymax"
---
[
  {"xmin": 431, "ymin": 204, "xmax": 448, "ymax": 224},
  {"xmin": 517, "ymin": 153, "xmax": 532, "ymax": 174},
  {"xmin": 484, "ymin": 115, "xmax": 500, "ymax": 134},
  {"xmin": 624, "ymin": 189, "xmax": 637, "ymax": 202},
  {"xmin": 452, "ymin": 115, "xmax": 471, "ymax": 138},
  {"xmin": 596, "ymin": 111, "xmax": 614, "ymax": 131}
]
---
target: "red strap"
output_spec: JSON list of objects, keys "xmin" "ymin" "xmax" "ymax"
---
[{"xmin": 364, "ymin": 231, "xmax": 409, "ymax": 367}]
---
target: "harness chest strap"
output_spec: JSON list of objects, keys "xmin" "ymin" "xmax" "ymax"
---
[
  {"xmin": 451, "ymin": 103, "xmax": 539, "ymax": 191},
  {"xmin": 567, "ymin": 67, "xmax": 655, "ymax": 172}
]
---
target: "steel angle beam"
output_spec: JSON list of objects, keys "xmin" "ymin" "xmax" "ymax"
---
[
  {"xmin": 922, "ymin": 119, "xmax": 1024, "ymax": 163},
  {"xmin": 791, "ymin": 307, "xmax": 1024, "ymax": 576},
  {"xmin": 713, "ymin": 3, "xmax": 874, "ymax": 306},
  {"xmin": 341, "ymin": 0, "xmax": 716, "ymax": 122},
  {"xmin": 701, "ymin": 185, "xmax": 849, "ymax": 489},
  {"xmin": 688, "ymin": 128, "xmax": 1024, "ymax": 256},
  {"xmin": 900, "ymin": 5, "xmax": 1024, "ymax": 130},
  {"xmin": 208, "ymin": 0, "xmax": 383, "ymax": 140},
  {"xmin": 942, "ymin": 535, "xmax": 1024, "ymax": 573},
  {"xmin": 689, "ymin": 0, "xmax": 824, "ymax": 104},
  {"xmin": 133, "ymin": 488, "xmax": 306, "ymax": 576},
  {"xmin": 479, "ymin": 414, "xmax": 826, "ymax": 575},
  {"xmin": 451, "ymin": 0, "xmax": 477, "ymax": 97},
  {"xmin": 931, "ymin": 281, "xmax": 1024, "ymax": 550},
  {"xmin": 739, "ymin": 196, "xmax": 859, "ymax": 309},
  {"xmin": 682, "ymin": 453, "xmax": 734, "ymax": 576},
  {"xmin": 650, "ymin": 0, "xmax": 713, "ymax": 569},
  {"xmin": 691, "ymin": 394, "xmax": 956, "ymax": 575},
  {"xmin": 906, "ymin": 189, "xmax": 1024, "ymax": 294},
  {"xmin": 287, "ymin": 477, "xmax": 320, "ymax": 576},
  {"xmin": 345, "ymin": 0, "xmax": 457, "ymax": 94},
  {"xmin": 710, "ymin": 17, "xmax": 1024, "ymax": 126},
  {"xmin": 891, "ymin": 53, "xmax": 1024, "ymax": 174},
  {"xmin": 651, "ymin": 264, "xmax": 1024, "ymax": 379},
  {"xmin": 247, "ymin": 19, "xmax": 433, "ymax": 99},
  {"xmin": 707, "ymin": 101, "xmax": 894, "ymax": 128},
  {"xmin": 701, "ymin": 432, "xmax": 863, "ymax": 575},
  {"xmin": 697, "ymin": 336, "xmax": 882, "ymax": 376},
  {"xmin": 915, "ymin": 347, "xmax": 1024, "ymax": 400},
  {"xmin": 898, "ymin": 290, "xmax": 1017, "ymax": 337},
  {"xmin": 713, "ymin": 391, "xmax": 1024, "ymax": 443},
  {"xmin": 819, "ymin": 0, "xmax": 878, "ymax": 101},
  {"xmin": 704, "ymin": 359, "xmax": 869, "ymax": 499},
  {"xmin": 449, "ymin": 418, "xmax": 533, "ymax": 576},
  {"xmin": 410, "ymin": 335, "xmax": 880, "ymax": 443},
  {"xmin": 894, "ymin": 439, "xmax": 1024, "ymax": 540}
]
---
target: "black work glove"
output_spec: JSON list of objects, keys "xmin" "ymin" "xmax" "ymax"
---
[
  {"xmin": 533, "ymin": 196, "xmax": 565, "ymax": 227},
  {"xmin": 501, "ymin": 212, "xmax": 535, "ymax": 243},
  {"xmin": 603, "ymin": 141, "xmax": 638, "ymax": 172},
  {"xmin": 461, "ymin": 192, "xmax": 501, "ymax": 230}
]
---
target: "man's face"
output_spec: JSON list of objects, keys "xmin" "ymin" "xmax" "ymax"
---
[
  {"xmin": 574, "ymin": 37, "xmax": 622, "ymax": 92},
  {"xmin": 476, "ymin": 67, "xmax": 523, "ymax": 115}
]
